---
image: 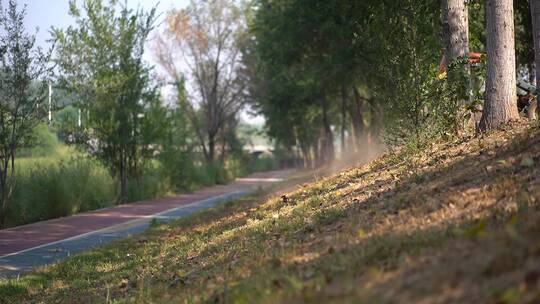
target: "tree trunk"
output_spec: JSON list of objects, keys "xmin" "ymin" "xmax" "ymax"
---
[
  {"xmin": 351, "ymin": 87, "xmax": 365, "ymax": 153},
  {"xmin": 528, "ymin": 63, "xmax": 536, "ymax": 85},
  {"xmin": 531, "ymin": 0, "xmax": 540, "ymax": 117},
  {"xmin": 478, "ymin": 0, "xmax": 519, "ymax": 131},
  {"xmin": 340, "ymin": 86, "xmax": 347, "ymax": 155},
  {"xmin": 0, "ymin": 170, "xmax": 7, "ymax": 228},
  {"xmin": 300, "ymin": 142, "xmax": 311, "ymax": 169},
  {"xmin": 119, "ymin": 146, "xmax": 128, "ymax": 203},
  {"xmin": 441, "ymin": 0, "xmax": 470, "ymax": 67},
  {"xmin": 313, "ymin": 140, "xmax": 321, "ymax": 167},
  {"xmin": 441, "ymin": 0, "xmax": 472, "ymax": 113},
  {"xmin": 207, "ymin": 133, "xmax": 216, "ymax": 163},
  {"xmin": 321, "ymin": 96, "xmax": 335, "ymax": 163},
  {"xmin": 220, "ymin": 134, "xmax": 227, "ymax": 164}
]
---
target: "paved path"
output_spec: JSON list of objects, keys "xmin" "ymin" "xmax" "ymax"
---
[{"xmin": 0, "ymin": 170, "xmax": 292, "ymax": 279}]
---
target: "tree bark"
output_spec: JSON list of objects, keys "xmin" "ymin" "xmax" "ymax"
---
[
  {"xmin": 119, "ymin": 146, "xmax": 128, "ymax": 202},
  {"xmin": 441, "ymin": 0, "xmax": 471, "ymax": 128},
  {"xmin": 350, "ymin": 87, "xmax": 367, "ymax": 153},
  {"xmin": 321, "ymin": 96, "xmax": 335, "ymax": 163},
  {"xmin": 478, "ymin": 0, "xmax": 519, "ymax": 131},
  {"xmin": 208, "ymin": 134, "xmax": 216, "ymax": 163},
  {"xmin": 531, "ymin": 0, "xmax": 540, "ymax": 117},
  {"xmin": 441, "ymin": 0, "xmax": 470, "ymax": 67},
  {"xmin": 0, "ymin": 164, "xmax": 9, "ymax": 227},
  {"xmin": 340, "ymin": 86, "xmax": 347, "ymax": 154}
]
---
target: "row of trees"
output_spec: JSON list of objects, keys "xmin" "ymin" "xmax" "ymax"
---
[
  {"xmin": 2, "ymin": 0, "xmax": 539, "ymax": 224},
  {"xmin": 246, "ymin": 0, "xmax": 540, "ymax": 167},
  {"xmin": 0, "ymin": 0, "xmax": 251, "ymax": 224}
]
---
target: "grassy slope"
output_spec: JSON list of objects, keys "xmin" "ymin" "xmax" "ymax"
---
[{"xmin": 2, "ymin": 122, "xmax": 540, "ymax": 303}]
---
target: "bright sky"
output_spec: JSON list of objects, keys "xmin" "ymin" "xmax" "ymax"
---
[
  {"xmin": 21, "ymin": 0, "xmax": 263, "ymax": 124},
  {"xmin": 23, "ymin": 0, "xmax": 189, "ymax": 58}
]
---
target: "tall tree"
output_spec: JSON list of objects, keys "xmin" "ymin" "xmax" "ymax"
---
[
  {"xmin": 441, "ymin": 0, "xmax": 470, "ymax": 69},
  {"xmin": 159, "ymin": 0, "xmax": 248, "ymax": 164},
  {"xmin": 441, "ymin": 0, "xmax": 471, "ymax": 123},
  {"xmin": 53, "ymin": 0, "xmax": 158, "ymax": 201},
  {"xmin": 515, "ymin": 0, "xmax": 534, "ymax": 82},
  {"xmin": 0, "ymin": 0, "xmax": 51, "ymax": 226},
  {"xmin": 478, "ymin": 0, "xmax": 519, "ymax": 131},
  {"xmin": 531, "ymin": 0, "xmax": 540, "ymax": 111}
]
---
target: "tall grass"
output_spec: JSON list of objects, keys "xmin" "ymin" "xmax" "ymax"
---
[
  {"xmin": 5, "ymin": 155, "xmax": 116, "ymax": 228},
  {"xmin": 2, "ymin": 125, "xmax": 116, "ymax": 228}
]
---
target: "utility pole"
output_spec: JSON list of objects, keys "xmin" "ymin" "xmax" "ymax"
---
[{"xmin": 48, "ymin": 81, "xmax": 52, "ymax": 125}]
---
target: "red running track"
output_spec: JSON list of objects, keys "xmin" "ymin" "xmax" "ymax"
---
[{"xmin": 0, "ymin": 170, "xmax": 290, "ymax": 257}]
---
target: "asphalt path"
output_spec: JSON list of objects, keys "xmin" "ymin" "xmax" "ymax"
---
[{"xmin": 0, "ymin": 170, "xmax": 292, "ymax": 279}]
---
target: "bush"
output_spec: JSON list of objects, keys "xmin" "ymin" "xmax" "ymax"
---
[
  {"xmin": 247, "ymin": 154, "xmax": 279, "ymax": 173},
  {"xmin": 227, "ymin": 152, "xmax": 280, "ymax": 178},
  {"xmin": 18, "ymin": 124, "xmax": 61, "ymax": 157},
  {"xmin": 200, "ymin": 162, "xmax": 231, "ymax": 185},
  {"xmin": 158, "ymin": 145, "xmax": 200, "ymax": 192},
  {"xmin": 126, "ymin": 163, "xmax": 172, "ymax": 202}
]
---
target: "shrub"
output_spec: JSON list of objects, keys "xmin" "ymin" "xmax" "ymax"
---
[
  {"xmin": 227, "ymin": 152, "xmax": 280, "ymax": 178},
  {"xmin": 126, "ymin": 163, "xmax": 172, "ymax": 202},
  {"xmin": 201, "ymin": 162, "xmax": 231, "ymax": 185},
  {"xmin": 247, "ymin": 154, "xmax": 279, "ymax": 173},
  {"xmin": 157, "ymin": 145, "xmax": 199, "ymax": 192}
]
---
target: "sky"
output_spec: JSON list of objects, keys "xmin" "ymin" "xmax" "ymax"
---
[
  {"xmin": 22, "ymin": 0, "xmax": 189, "ymax": 68},
  {"xmin": 22, "ymin": 0, "xmax": 189, "ymax": 52},
  {"xmin": 20, "ymin": 0, "xmax": 263, "ymax": 124}
]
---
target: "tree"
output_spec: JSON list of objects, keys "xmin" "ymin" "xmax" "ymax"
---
[
  {"xmin": 0, "ymin": 0, "xmax": 51, "ymax": 226},
  {"xmin": 53, "ymin": 0, "xmax": 158, "ymax": 201},
  {"xmin": 515, "ymin": 0, "xmax": 534, "ymax": 82},
  {"xmin": 478, "ymin": 0, "xmax": 519, "ymax": 131},
  {"xmin": 441, "ymin": 0, "xmax": 470, "ymax": 70},
  {"xmin": 441, "ymin": 0, "xmax": 471, "ymax": 125},
  {"xmin": 157, "ymin": 0, "xmax": 248, "ymax": 164},
  {"xmin": 531, "ymin": 0, "xmax": 540, "ymax": 112}
]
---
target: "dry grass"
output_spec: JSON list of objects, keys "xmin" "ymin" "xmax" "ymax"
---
[{"xmin": 1, "ymin": 121, "xmax": 540, "ymax": 304}]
